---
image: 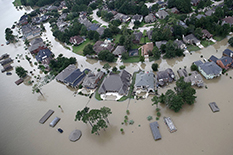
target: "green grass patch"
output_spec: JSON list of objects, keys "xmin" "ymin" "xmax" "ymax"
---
[
  {"xmin": 13, "ymin": 0, "xmax": 21, "ymax": 6},
  {"xmin": 140, "ymin": 37, "xmax": 150, "ymax": 44},
  {"xmin": 113, "ymin": 34, "xmax": 122, "ymax": 44},
  {"xmin": 201, "ymin": 40, "xmax": 215, "ymax": 47},
  {"xmin": 213, "ymin": 36, "xmax": 225, "ymax": 41},
  {"xmin": 92, "ymin": 20, "xmax": 99, "ymax": 24},
  {"xmin": 117, "ymin": 95, "xmax": 128, "ymax": 101},
  {"xmin": 187, "ymin": 45, "xmax": 200, "ymax": 51},
  {"xmin": 102, "ymin": 25, "xmax": 107, "ymax": 28},
  {"xmin": 146, "ymin": 24, "xmax": 154, "ymax": 27},
  {"xmin": 139, "ymin": 21, "xmax": 146, "ymax": 27},
  {"xmin": 72, "ymin": 39, "xmax": 94, "ymax": 56},
  {"xmin": 131, "ymin": 44, "xmax": 141, "ymax": 49},
  {"xmin": 122, "ymin": 56, "xmax": 140, "ymax": 63},
  {"xmin": 128, "ymin": 71, "xmax": 139, "ymax": 99}
]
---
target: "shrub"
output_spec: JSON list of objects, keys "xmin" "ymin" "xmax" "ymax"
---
[
  {"xmin": 151, "ymin": 63, "xmax": 158, "ymax": 71},
  {"xmin": 157, "ymin": 112, "xmax": 161, "ymax": 117},
  {"xmin": 120, "ymin": 128, "xmax": 124, "ymax": 132},
  {"xmin": 191, "ymin": 63, "xmax": 198, "ymax": 71},
  {"xmin": 124, "ymin": 115, "xmax": 128, "ymax": 120},
  {"xmin": 124, "ymin": 119, "xmax": 127, "ymax": 124},
  {"xmin": 129, "ymin": 120, "xmax": 134, "ymax": 125},
  {"xmin": 147, "ymin": 116, "xmax": 152, "ymax": 121},
  {"xmin": 126, "ymin": 110, "xmax": 130, "ymax": 115},
  {"xmin": 228, "ymin": 37, "xmax": 233, "ymax": 47},
  {"xmin": 156, "ymin": 117, "xmax": 159, "ymax": 120},
  {"xmin": 119, "ymin": 65, "xmax": 126, "ymax": 70},
  {"xmin": 156, "ymin": 108, "xmax": 160, "ymax": 112}
]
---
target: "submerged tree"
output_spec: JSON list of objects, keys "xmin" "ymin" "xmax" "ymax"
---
[
  {"xmin": 32, "ymin": 84, "xmax": 44, "ymax": 97},
  {"xmin": 15, "ymin": 66, "xmax": 28, "ymax": 78}
]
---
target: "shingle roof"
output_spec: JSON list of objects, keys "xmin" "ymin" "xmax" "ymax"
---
[
  {"xmin": 218, "ymin": 56, "xmax": 233, "ymax": 66},
  {"xmin": 156, "ymin": 10, "xmax": 169, "ymax": 19},
  {"xmin": 133, "ymin": 31, "xmax": 143, "ymax": 42},
  {"xmin": 55, "ymin": 64, "xmax": 77, "ymax": 82},
  {"xmin": 36, "ymin": 49, "xmax": 52, "ymax": 62},
  {"xmin": 96, "ymin": 27, "xmax": 105, "ymax": 36},
  {"xmin": 199, "ymin": 61, "xmax": 222, "ymax": 75},
  {"xmin": 223, "ymin": 49, "xmax": 233, "ymax": 57},
  {"xmin": 28, "ymin": 38, "xmax": 46, "ymax": 52},
  {"xmin": 82, "ymin": 71, "xmax": 104, "ymax": 89},
  {"xmin": 112, "ymin": 46, "xmax": 126, "ymax": 56},
  {"xmin": 144, "ymin": 13, "xmax": 156, "ymax": 23},
  {"xmin": 135, "ymin": 71, "xmax": 155, "ymax": 91},
  {"xmin": 209, "ymin": 55, "xmax": 218, "ymax": 63},
  {"xmin": 193, "ymin": 60, "xmax": 203, "ymax": 67},
  {"xmin": 98, "ymin": 70, "xmax": 131, "ymax": 95},
  {"xmin": 155, "ymin": 41, "xmax": 167, "ymax": 49}
]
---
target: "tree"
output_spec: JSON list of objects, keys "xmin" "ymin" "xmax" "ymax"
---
[
  {"xmin": 228, "ymin": 37, "xmax": 233, "ymax": 47},
  {"xmin": 124, "ymin": 35, "xmax": 133, "ymax": 50},
  {"xmin": 5, "ymin": 28, "xmax": 15, "ymax": 43},
  {"xmin": 102, "ymin": 28, "xmax": 113, "ymax": 38},
  {"xmin": 112, "ymin": 66, "xmax": 118, "ymax": 72},
  {"xmin": 15, "ymin": 66, "xmax": 27, "ymax": 78},
  {"xmin": 151, "ymin": 95, "xmax": 159, "ymax": 108},
  {"xmin": 139, "ymin": 56, "xmax": 145, "ymax": 62},
  {"xmin": 152, "ymin": 46, "xmax": 161, "ymax": 60},
  {"xmin": 83, "ymin": 44, "xmax": 95, "ymax": 56},
  {"xmin": 32, "ymin": 84, "xmax": 44, "ymax": 97},
  {"xmin": 103, "ymin": 63, "xmax": 111, "ymax": 71},
  {"xmin": 152, "ymin": 63, "xmax": 159, "ymax": 71},
  {"xmin": 191, "ymin": 63, "xmax": 198, "ymax": 71},
  {"xmin": 174, "ymin": 77, "xmax": 196, "ymax": 105},
  {"xmin": 119, "ymin": 35, "xmax": 125, "ymax": 45},
  {"xmin": 100, "ymin": 106, "xmax": 112, "ymax": 124},
  {"xmin": 194, "ymin": 27, "xmax": 203, "ymax": 40},
  {"xmin": 98, "ymin": 50, "xmax": 115, "ymax": 62}
]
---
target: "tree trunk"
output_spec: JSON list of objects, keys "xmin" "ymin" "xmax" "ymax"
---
[
  {"xmin": 105, "ymin": 118, "xmax": 110, "ymax": 124},
  {"xmin": 89, "ymin": 121, "xmax": 93, "ymax": 128},
  {"xmin": 38, "ymin": 90, "xmax": 44, "ymax": 97}
]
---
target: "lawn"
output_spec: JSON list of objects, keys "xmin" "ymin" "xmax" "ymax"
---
[
  {"xmin": 122, "ymin": 56, "xmax": 140, "ymax": 63},
  {"xmin": 13, "ymin": 0, "xmax": 21, "ymax": 6},
  {"xmin": 201, "ymin": 40, "xmax": 215, "ymax": 47},
  {"xmin": 213, "ymin": 36, "xmax": 225, "ymax": 41},
  {"xmin": 72, "ymin": 39, "xmax": 94, "ymax": 55},
  {"xmin": 92, "ymin": 20, "xmax": 99, "ymax": 24},
  {"xmin": 131, "ymin": 44, "xmax": 141, "ymax": 49},
  {"xmin": 140, "ymin": 37, "xmax": 150, "ymax": 44},
  {"xmin": 187, "ymin": 45, "xmax": 200, "ymax": 51},
  {"xmin": 117, "ymin": 96, "xmax": 128, "ymax": 101},
  {"xmin": 113, "ymin": 34, "xmax": 122, "ymax": 44}
]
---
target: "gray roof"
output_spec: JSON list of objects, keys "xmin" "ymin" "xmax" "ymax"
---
[
  {"xmin": 218, "ymin": 56, "xmax": 233, "ymax": 66},
  {"xmin": 223, "ymin": 49, "xmax": 233, "ymax": 57},
  {"xmin": 135, "ymin": 71, "xmax": 155, "ymax": 92},
  {"xmin": 82, "ymin": 71, "xmax": 104, "ymax": 89},
  {"xmin": 55, "ymin": 64, "xmax": 77, "ymax": 82},
  {"xmin": 112, "ymin": 46, "xmax": 126, "ymax": 56},
  {"xmin": 63, "ymin": 69, "xmax": 87, "ymax": 87},
  {"xmin": 174, "ymin": 39, "xmax": 185, "ymax": 48},
  {"xmin": 28, "ymin": 38, "xmax": 46, "ymax": 52},
  {"xmin": 205, "ymin": 10, "xmax": 214, "ymax": 16},
  {"xmin": 150, "ymin": 121, "xmax": 161, "ymax": 140},
  {"xmin": 96, "ymin": 27, "xmax": 105, "ymax": 36},
  {"xmin": 177, "ymin": 68, "xmax": 188, "ymax": 78},
  {"xmin": 196, "ymin": 14, "xmax": 206, "ymax": 20},
  {"xmin": 156, "ymin": 10, "xmax": 169, "ymax": 19},
  {"xmin": 98, "ymin": 70, "xmax": 132, "ymax": 95},
  {"xmin": 199, "ymin": 61, "xmax": 222, "ymax": 76},
  {"xmin": 144, "ymin": 13, "xmax": 156, "ymax": 23},
  {"xmin": 171, "ymin": 7, "xmax": 179, "ymax": 13},
  {"xmin": 35, "ymin": 49, "xmax": 52, "ymax": 62},
  {"xmin": 183, "ymin": 34, "xmax": 200, "ymax": 44},
  {"xmin": 132, "ymin": 14, "xmax": 143, "ymax": 21},
  {"xmin": 93, "ymin": 41, "xmax": 115, "ymax": 54},
  {"xmin": 184, "ymin": 71, "xmax": 204, "ymax": 87},
  {"xmin": 147, "ymin": 30, "xmax": 153, "ymax": 40},
  {"xmin": 193, "ymin": 60, "xmax": 203, "ymax": 67},
  {"xmin": 155, "ymin": 41, "xmax": 167, "ymax": 49},
  {"xmin": 177, "ymin": 20, "xmax": 188, "ymax": 28},
  {"xmin": 157, "ymin": 68, "xmax": 175, "ymax": 86},
  {"xmin": 133, "ymin": 31, "xmax": 143, "ymax": 42},
  {"xmin": 209, "ymin": 55, "xmax": 218, "ymax": 63}
]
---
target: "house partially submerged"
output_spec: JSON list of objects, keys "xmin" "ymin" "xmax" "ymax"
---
[
  {"xmin": 112, "ymin": 46, "xmax": 126, "ymax": 56},
  {"xmin": 64, "ymin": 68, "xmax": 89, "ymax": 88},
  {"xmin": 209, "ymin": 55, "xmax": 218, "ymax": 63},
  {"xmin": 142, "ymin": 42, "xmax": 154, "ymax": 56},
  {"xmin": 183, "ymin": 34, "xmax": 200, "ymax": 46},
  {"xmin": 194, "ymin": 60, "xmax": 222, "ymax": 79},
  {"xmin": 93, "ymin": 40, "xmax": 115, "ymax": 54},
  {"xmin": 69, "ymin": 36, "xmax": 85, "ymax": 45},
  {"xmin": 28, "ymin": 37, "xmax": 46, "ymax": 54},
  {"xmin": 149, "ymin": 121, "xmax": 161, "ymax": 141},
  {"xmin": 82, "ymin": 71, "xmax": 104, "ymax": 89},
  {"xmin": 174, "ymin": 39, "xmax": 187, "ymax": 50},
  {"xmin": 216, "ymin": 56, "xmax": 233, "ymax": 70},
  {"xmin": 0, "ymin": 53, "xmax": 9, "ymax": 60},
  {"xmin": 202, "ymin": 29, "xmax": 213, "ymax": 39},
  {"xmin": 209, "ymin": 102, "xmax": 220, "ymax": 112},
  {"xmin": 133, "ymin": 31, "xmax": 143, "ymax": 44},
  {"xmin": 0, "ymin": 58, "xmax": 13, "ymax": 66},
  {"xmin": 155, "ymin": 10, "xmax": 169, "ymax": 19},
  {"xmin": 55, "ymin": 64, "xmax": 77, "ymax": 83},
  {"xmin": 134, "ymin": 71, "xmax": 156, "ymax": 95},
  {"xmin": 164, "ymin": 117, "xmax": 177, "ymax": 133},
  {"xmin": 98, "ymin": 70, "xmax": 132, "ymax": 96},
  {"xmin": 21, "ymin": 24, "xmax": 41, "ymax": 40},
  {"xmin": 19, "ymin": 15, "xmax": 28, "ymax": 25},
  {"xmin": 35, "ymin": 49, "xmax": 53, "ymax": 68},
  {"xmin": 222, "ymin": 49, "xmax": 233, "ymax": 58},
  {"xmin": 157, "ymin": 68, "xmax": 175, "ymax": 86},
  {"xmin": 184, "ymin": 71, "xmax": 204, "ymax": 87},
  {"xmin": 144, "ymin": 13, "xmax": 156, "ymax": 23}
]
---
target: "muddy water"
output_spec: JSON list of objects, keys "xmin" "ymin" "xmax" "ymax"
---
[{"xmin": 1, "ymin": 1, "xmax": 233, "ymax": 155}]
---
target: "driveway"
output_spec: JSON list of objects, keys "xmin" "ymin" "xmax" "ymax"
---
[{"xmin": 91, "ymin": 9, "xmax": 109, "ymax": 27}]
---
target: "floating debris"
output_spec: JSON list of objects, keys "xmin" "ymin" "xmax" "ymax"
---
[
  {"xmin": 209, "ymin": 102, "xmax": 219, "ymax": 112},
  {"xmin": 164, "ymin": 117, "xmax": 177, "ymax": 133}
]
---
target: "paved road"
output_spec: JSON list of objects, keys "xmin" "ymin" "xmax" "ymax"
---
[{"xmin": 91, "ymin": 9, "xmax": 109, "ymax": 27}]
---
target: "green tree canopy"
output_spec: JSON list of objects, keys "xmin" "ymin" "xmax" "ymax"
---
[{"xmin": 15, "ymin": 66, "xmax": 28, "ymax": 78}]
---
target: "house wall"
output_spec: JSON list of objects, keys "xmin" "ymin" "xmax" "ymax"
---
[{"xmin": 198, "ymin": 66, "xmax": 221, "ymax": 80}]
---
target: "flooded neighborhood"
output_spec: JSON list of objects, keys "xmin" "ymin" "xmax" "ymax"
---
[{"xmin": 0, "ymin": 0, "xmax": 233, "ymax": 155}]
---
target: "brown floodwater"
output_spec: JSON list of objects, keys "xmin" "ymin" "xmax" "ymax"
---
[{"xmin": 0, "ymin": 1, "xmax": 233, "ymax": 155}]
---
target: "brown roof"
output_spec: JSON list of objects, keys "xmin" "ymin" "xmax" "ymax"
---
[
  {"xmin": 93, "ymin": 41, "xmax": 115, "ymax": 54},
  {"xmin": 142, "ymin": 43, "xmax": 154, "ymax": 55},
  {"xmin": 222, "ymin": 16, "xmax": 233, "ymax": 24},
  {"xmin": 202, "ymin": 29, "xmax": 212, "ymax": 39},
  {"xmin": 69, "ymin": 36, "xmax": 84, "ymax": 45}
]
